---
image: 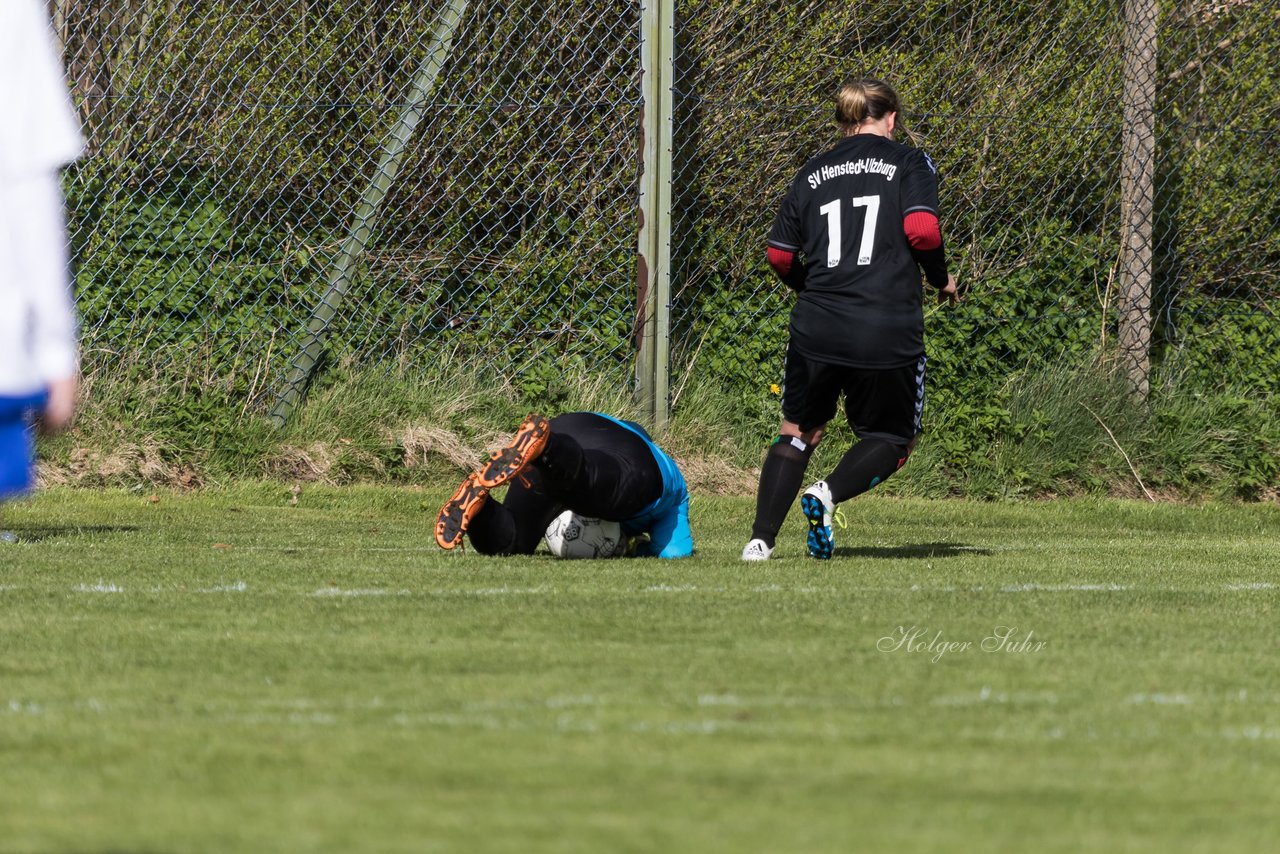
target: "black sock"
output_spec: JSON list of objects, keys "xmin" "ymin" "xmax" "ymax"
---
[
  {"xmin": 825, "ymin": 439, "xmax": 910, "ymax": 503},
  {"xmin": 465, "ymin": 496, "xmax": 517, "ymax": 555},
  {"xmin": 750, "ymin": 436, "xmax": 813, "ymax": 546}
]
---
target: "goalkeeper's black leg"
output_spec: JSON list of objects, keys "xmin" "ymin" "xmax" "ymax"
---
[{"xmin": 467, "ymin": 467, "xmax": 564, "ymax": 555}]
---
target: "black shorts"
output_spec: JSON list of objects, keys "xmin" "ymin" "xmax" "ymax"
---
[{"xmin": 780, "ymin": 344, "xmax": 926, "ymax": 445}]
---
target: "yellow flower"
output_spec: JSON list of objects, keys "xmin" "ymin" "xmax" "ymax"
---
[{"xmin": 769, "ymin": 383, "xmax": 781, "ymax": 395}]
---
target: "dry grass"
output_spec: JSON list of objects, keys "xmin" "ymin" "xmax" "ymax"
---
[
  {"xmin": 397, "ymin": 424, "xmax": 502, "ymax": 474},
  {"xmin": 264, "ymin": 443, "xmax": 341, "ymax": 483},
  {"xmin": 37, "ymin": 439, "xmax": 201, "ymax": 489},
  {"xmin": 674, "ymin": 453, "xmax": 759, "ymax": 496}
]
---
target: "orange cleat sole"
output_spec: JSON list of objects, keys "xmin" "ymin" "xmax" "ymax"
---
[
  {"xmin": 435, "ymin": 472, "xmax": 489, "ymax": 550},
  {"xmin": 476, "ymin": 413, "xmax": 551, "ymax": 489}
]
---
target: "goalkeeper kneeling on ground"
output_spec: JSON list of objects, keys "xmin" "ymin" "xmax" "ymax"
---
[{"xmin": 434, "ymin": 411, "xmax": 693, "ymax": 559}]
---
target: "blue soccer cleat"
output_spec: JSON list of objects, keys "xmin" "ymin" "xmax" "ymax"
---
[{"xmin": 800, "ymin": 481, "xmax": 835, "ymax": 559}]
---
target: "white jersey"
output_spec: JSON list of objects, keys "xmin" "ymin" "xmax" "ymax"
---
[{"xmin": 0, "ymin": 0, "xmax": 85, "ymax": 397}]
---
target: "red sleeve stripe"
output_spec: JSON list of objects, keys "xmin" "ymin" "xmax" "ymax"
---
[
  {"xmin": 767, "ymin": 245, "xmax": 796, "ymax": 278},
  {"xmin": 903, "ymin": 211, "xmax": 942, "ymax": 251}
]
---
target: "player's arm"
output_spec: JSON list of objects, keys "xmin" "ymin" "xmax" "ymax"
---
[
  {"xmin": 766, "ymin": 179, "xmax": 806, "ymax": 292},
  {"xmin": 901, "ymin": 148, "xmax": 958, "ymax": 304},
  {"xmin": 767, "ymin": 244, "xmax": 806, "ymax": 292},
  {"xmin": 632, "ymin": 495, "xmax": 693, "ymax": 559},
  {"xmin": 903, "ymin": 209, "xmax": 957, "ymax": 305},
  {"xmin": 12, "ymin": 172, "xmax": 80, "ymax": 431}
]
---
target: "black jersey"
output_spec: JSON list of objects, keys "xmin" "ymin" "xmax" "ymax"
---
[{"xmin": 768, "ymin": 134, "xmax": 942, "ymax": 368}]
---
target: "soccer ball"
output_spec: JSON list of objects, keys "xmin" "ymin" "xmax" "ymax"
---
[{"xmin": 544, "ymin": 510, "xmax": 624, "ymax": 559}]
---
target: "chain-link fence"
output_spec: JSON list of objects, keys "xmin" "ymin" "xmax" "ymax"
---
[
  {"xmin": 56, "ymin": 0, "xmax": 1279, "ymax": 426},
  {"xmin": 667, "ymin": 0, "xmax": 1278, "ymax": 418},
  {"xmin": 59, "ymin": 0, "xmax": 645, "ymax": 414}
]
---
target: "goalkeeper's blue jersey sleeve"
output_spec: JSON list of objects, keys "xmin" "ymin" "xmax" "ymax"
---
[{"xmin": 592, "ymin": 413, "xmax": 694, "ymax": 559}]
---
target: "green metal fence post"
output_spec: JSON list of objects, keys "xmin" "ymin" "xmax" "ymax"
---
[
  {"xmin": 636, "ymin": 0, "xmax": 674, "ymax": 432},
  {"xmin": 269, "ymin": 0, "xmax": 469, "ymax": 428}
]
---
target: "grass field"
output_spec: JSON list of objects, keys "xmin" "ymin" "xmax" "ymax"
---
[{"xmin": 2, "ymin": 485, "xmax": 1279, "ymax": 852}]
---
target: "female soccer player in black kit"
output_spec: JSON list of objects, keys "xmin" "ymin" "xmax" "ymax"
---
[{"xmin": 742, "ymin": 79, "xmax": 958, "ymax": 561}]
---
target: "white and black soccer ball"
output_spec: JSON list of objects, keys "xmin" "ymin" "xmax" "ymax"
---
[{"xmin": 544, "ymin": 510, "xmax": 624, "ymax": 559}]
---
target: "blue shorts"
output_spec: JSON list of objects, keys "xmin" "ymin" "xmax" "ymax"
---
[{"xmin": 0, "ymin": 392, "xmax": 48, "ymax": 500}]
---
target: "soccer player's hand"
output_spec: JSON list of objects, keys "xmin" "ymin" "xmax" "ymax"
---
[
  {"xmin": 41, "ymin": 373, "xmax": 78, "ymax": 434},
  {"xmin": 937, "ymin": 274, "xmax": 959, "ymax": 306}
]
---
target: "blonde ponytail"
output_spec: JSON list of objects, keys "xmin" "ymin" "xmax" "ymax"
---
[{"xmin": 835, "ymin": 78, "xmax": 919, "ymax": 144}]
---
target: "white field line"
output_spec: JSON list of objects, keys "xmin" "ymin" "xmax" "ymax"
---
[
  {"xmin": 376, "ymin": 709, "xmax": 1276, "ymax": 742},
  {"xmin": 74, "ymin": 582, "xmax": 123, "ymax": 593},
  {"xmin": 67, "ymin": 582, "xmax": 250, "ymax": 594},
  {"xmin": 310, "ymin": 588, "xmax": 413, "ymax": 598},
  {"xmin": 930, "ymin": 687, "xmax": 1061, "ymax": 706},
  {"xmin": 57, "ymin": 705, "xmax": 1280, "ymax": 743},
  {"xmin": 196, "ymin": 581, "xmax": 248, "ymax": 593},
  {"xmin": 6, "ymin": 700, "xmax": 43, "ymax": 715},
  {"xmin": 1000, "ymin": 583, "xmax": 1130, "ymax": 592},
  {"xmin": 55, "ymin": 580, "xmax": 1280, "ymax": 597},
  {"xmin": 544, "ymin": 694, "xmax": 599, "ymax": 708},
  {"xmin": 141, "ymin": 582, "xmax": 250, "ymax": 594},
  {"xmin": 213, "ymin": 712, "xmax": 340, "ymax": 726},
  {"xmin": 1223, "ymin": 727, "xmax": 1280, "ymax": 741},
  {"xmin": 1127, "ymin": 693, "xmax": 1193, "ymax": 705},
  {"xmin": 23, "ymin": 689, "xmax": 1280, "ymax": 743},
  {"xmin": 308, "ymin": 585, "xmax": 552, "ymax": 597}
]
